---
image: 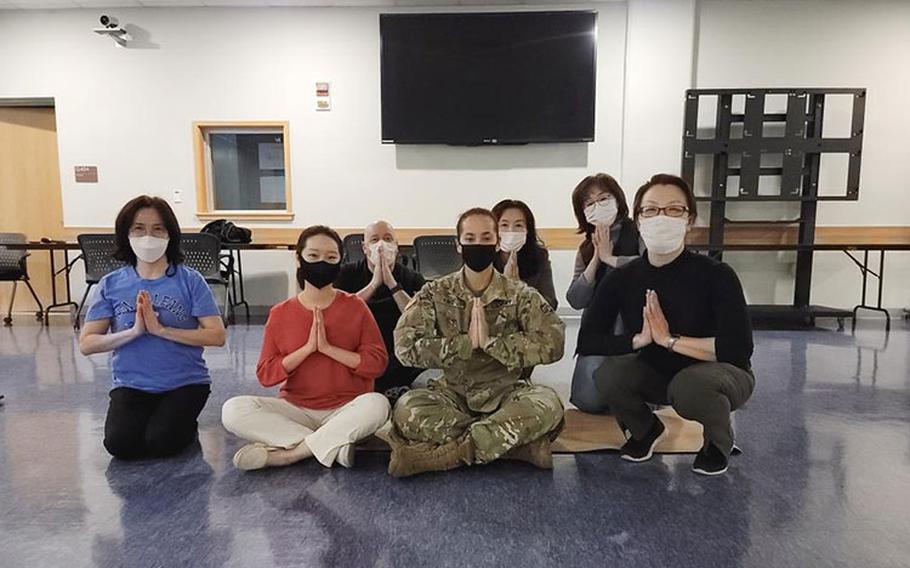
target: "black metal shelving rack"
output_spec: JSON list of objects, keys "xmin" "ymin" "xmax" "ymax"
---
[{"xmin": 681, "ymin": 88, "xmax": 866, "ymax": 326}]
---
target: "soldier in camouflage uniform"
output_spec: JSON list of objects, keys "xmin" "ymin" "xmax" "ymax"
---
[{"xmin": 382, "ymin": 208, "xmax": 566, "ymax": 477}]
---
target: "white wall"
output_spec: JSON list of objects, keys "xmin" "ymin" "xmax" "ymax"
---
[
  {"xmin": 0, "ymin": 3, "xmax": 627, "ymax": 230},
  {"xmin": 695, "ymin": 0, "xmax": 910, "ymax": 309},
  {"xmin": 620, "ymin": 0, "xmax": 696, "ymax": 190},
  {"xmin": 1, "ymin": 0, "xmax": 907, "ymax": 312},
  {"xmin": 0, "ymin": 2, "xmax": 631, "ymax": 309}
]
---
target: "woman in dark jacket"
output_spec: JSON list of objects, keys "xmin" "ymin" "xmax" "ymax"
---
[
  {"xmin": 491, "ymin": 199, "xmax": 558, "ymax": 310},
  {"xmin": 567, "ymin": 174, "xmax": 643, "ymax": 413}
]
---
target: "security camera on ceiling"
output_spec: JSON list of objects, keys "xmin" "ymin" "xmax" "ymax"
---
[{"xmin": 93, "ymin": 14, "xmax": 132, "ymax": 47}]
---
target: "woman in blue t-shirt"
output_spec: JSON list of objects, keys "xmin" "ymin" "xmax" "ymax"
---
[{"xmin": 79, "ymin": 196, "xmax": 226, "ymax": 459}]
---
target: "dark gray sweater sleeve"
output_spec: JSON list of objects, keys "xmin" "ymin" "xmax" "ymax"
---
[
  {"xmin": 566, "ymin": 248, "xmax": 596, "ymax": 310},
  {"xmin": 566, "ymin": 246, "xmax": 629, "ymax": 310}
]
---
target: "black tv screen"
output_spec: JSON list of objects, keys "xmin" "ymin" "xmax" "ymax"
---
[{"xmin": 380, "ymin": 11, "xmax": 597, "ymax": 145}]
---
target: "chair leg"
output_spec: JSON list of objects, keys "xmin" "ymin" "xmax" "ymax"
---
[
  {"xmin": 74, "ymin": 283, "xmax": 93, "ymax": 330},
  {"xmin": 4, "ymin": 281, "xmax": 17, "ymax": 326},
  {"xmin": 22, "ymin": 278, "xmax": 45, "ymax": 323}
]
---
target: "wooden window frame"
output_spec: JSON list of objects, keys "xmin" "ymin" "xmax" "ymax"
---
[{"xmin": 193, "ymin": 121, "xmax": 294, "ymax": 221}]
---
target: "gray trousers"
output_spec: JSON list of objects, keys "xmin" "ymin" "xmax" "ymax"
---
[
  {"xmin": 570, "ymin": 355, "xmax": 610, "ymax": 414},
  {"xmin": 594, "ymin": 354, "xmax": 754, "ymax": 457}
]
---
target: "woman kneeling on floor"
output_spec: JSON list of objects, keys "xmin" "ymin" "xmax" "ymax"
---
[
  {"xmin": 80, "ymin": 195, "xmax": 226, "ymax": 460},
  {"xmin": 577, "ymin": 174, "xmax": 755, "ymax": 476},
  {"xmin": 221, "ymin": 225, "xmax": 390, "ymax": 471}
]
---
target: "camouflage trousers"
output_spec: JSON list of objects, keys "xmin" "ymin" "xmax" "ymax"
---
[{"xmin": 392, "ymin": 382, "xmax": 564, "ymax": 464}]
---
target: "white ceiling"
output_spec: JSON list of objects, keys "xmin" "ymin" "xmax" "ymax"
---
[{"xmin": 0, "ymin": 0, "xmax": 620, "ymax": 8}]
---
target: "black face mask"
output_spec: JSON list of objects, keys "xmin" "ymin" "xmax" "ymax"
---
[
  {"xmin": 460, "ymin": 244, "xmax": 497, "ymax": 272},
  {"xmin": 297, "ymin": 259, "xmax": 341, "ymax": 289}
]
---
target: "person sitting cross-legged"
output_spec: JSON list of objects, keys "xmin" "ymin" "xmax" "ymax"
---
[
  {"xmin": 221, "ymin": 225, "xmax": 390, "ymax": 471},
  {"xmin": 383, "ymin": 208, "xmax": 566, "ymax": 478}
]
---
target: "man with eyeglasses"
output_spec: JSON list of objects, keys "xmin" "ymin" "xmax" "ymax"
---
[{"xmin": 577, "ymin": 174, "xmax": 755, "ymax": 476}]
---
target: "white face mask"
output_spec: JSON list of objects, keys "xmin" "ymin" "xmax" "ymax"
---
[
  {"xmin": 129, "ymin": 235, "xmax": 169, "ymax": 264},
  {"xmin": 638, "ymin": 216, "xmax": 688, "ymax": 255},
  {"xmin": 499, "ymin": 230, "xmax": 527, "ymax": 253},
  {"xmin": 368, "ymin": 241, "xmax": 398, "ymax": 266},
  {"xmin": 584, "ymin": 199, "xmax": 618, "ymax": 227},
  {"xmin": 380, "ymin": 241, "xmax": 397, "ymax": 263}
]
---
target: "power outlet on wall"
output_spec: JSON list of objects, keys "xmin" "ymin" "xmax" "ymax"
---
[{"xmin": 173, "ymin": 189, "xmax": 182, "ymax": 203}]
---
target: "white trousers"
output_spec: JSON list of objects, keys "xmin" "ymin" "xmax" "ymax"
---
[{"xmin": 221, "ymin": 392, "xmax": 390, "ymax": 467}]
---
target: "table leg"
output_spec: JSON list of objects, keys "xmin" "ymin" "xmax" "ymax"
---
[
  {"xmin": 45, "ymin": 248, "xmax": 57, "ymax": 326},
  {"xmin": 227, "ymin": 249, "xmax": 239, "ymax": 308},
  {"xmin": 230, "ymin": 248, "xmax": 250, "ymax": 321},
  {"xmin": 44, "ymin": 247, "xmax": 80, "ymax": 324},
  {"xmin": 63, "ymin": 248, "xmax": 73, "ymax": 304},
  {"xmin": 49, "ymin": 248, "xmax": 58, "ymax": 304},
  {"xmin": 850, "ymin": 249, "xmax": 890, "ymax": 332},
  {"xmin": 877, "ymin": 251, "xmax": 890, "ymax": 332}
]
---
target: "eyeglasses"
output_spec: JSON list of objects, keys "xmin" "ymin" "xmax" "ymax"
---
[
  {"xmin": 584, "ymin": 195, "xmax": 614, "ymax": 209},
  {"xmin": 638, "ymin": 205, "xmax": 689, "ymax": 218}
]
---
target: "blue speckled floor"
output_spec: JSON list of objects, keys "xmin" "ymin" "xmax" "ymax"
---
[{"xmin": 1, "ymin": 317, "xmax": 908, "ymax": 568}]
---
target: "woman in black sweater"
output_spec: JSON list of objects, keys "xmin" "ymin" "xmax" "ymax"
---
[{"xmin": 577, "ymin": 174, "xmax": 754, "ymax": 476}]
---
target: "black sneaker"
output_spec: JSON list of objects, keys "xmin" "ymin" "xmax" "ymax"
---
[
  {"xmin": 619, "ymin": 416, "xmax": 666, "ymax": 462},
  {"xmin": 692, "ymin": 442, "xmax": 729, "ymax": 476}
]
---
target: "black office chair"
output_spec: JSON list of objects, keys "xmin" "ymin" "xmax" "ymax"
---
[
  {"xmin": 398, "ymin": 244, "xmax": 417, "ymax": 270},
  {"xmin": 75, "ymin": 234, "xmax": 126, "ymax": 329},
  {"xmin": 342, "ymin": 233, "xmax": 365, "ymax": 264},
  {"xmin": 0, "ymin": 233, "xmax": 44, "ymax": 326},
  {"xmin": 413, "ymin": 235, "xmax": 462, "ymax": 280},
  {"xmin": 182, "ymin": 233, "xmax": 232, "ymax": 324}
]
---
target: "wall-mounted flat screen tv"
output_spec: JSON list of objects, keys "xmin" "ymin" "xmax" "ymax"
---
[{"xmin": 380, "ymin": 11, "xmax": 597, "ymax": 145}]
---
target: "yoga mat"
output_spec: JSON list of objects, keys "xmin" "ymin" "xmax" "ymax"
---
[
  {"xmin": 359, "ymin": 407, "xmax": 705, "ymax": 454},
  {"xmin": 550, "ymin": 408, "xmax": 704, "ymax": 454}
]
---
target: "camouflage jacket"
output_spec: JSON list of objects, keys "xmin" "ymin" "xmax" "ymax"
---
[{"xmin": 393, "ymin": 268, "xmax": 565, "ymax": 412}]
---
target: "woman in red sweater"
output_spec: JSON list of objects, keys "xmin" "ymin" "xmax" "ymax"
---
[{"xmin": 222, "ymin": 226, "xmax": 390, "ymax": 470}]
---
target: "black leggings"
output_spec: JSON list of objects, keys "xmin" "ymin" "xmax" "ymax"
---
[{"xmin": 104, "ymin": 384, "xmax": 211, "ymax": 460}]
